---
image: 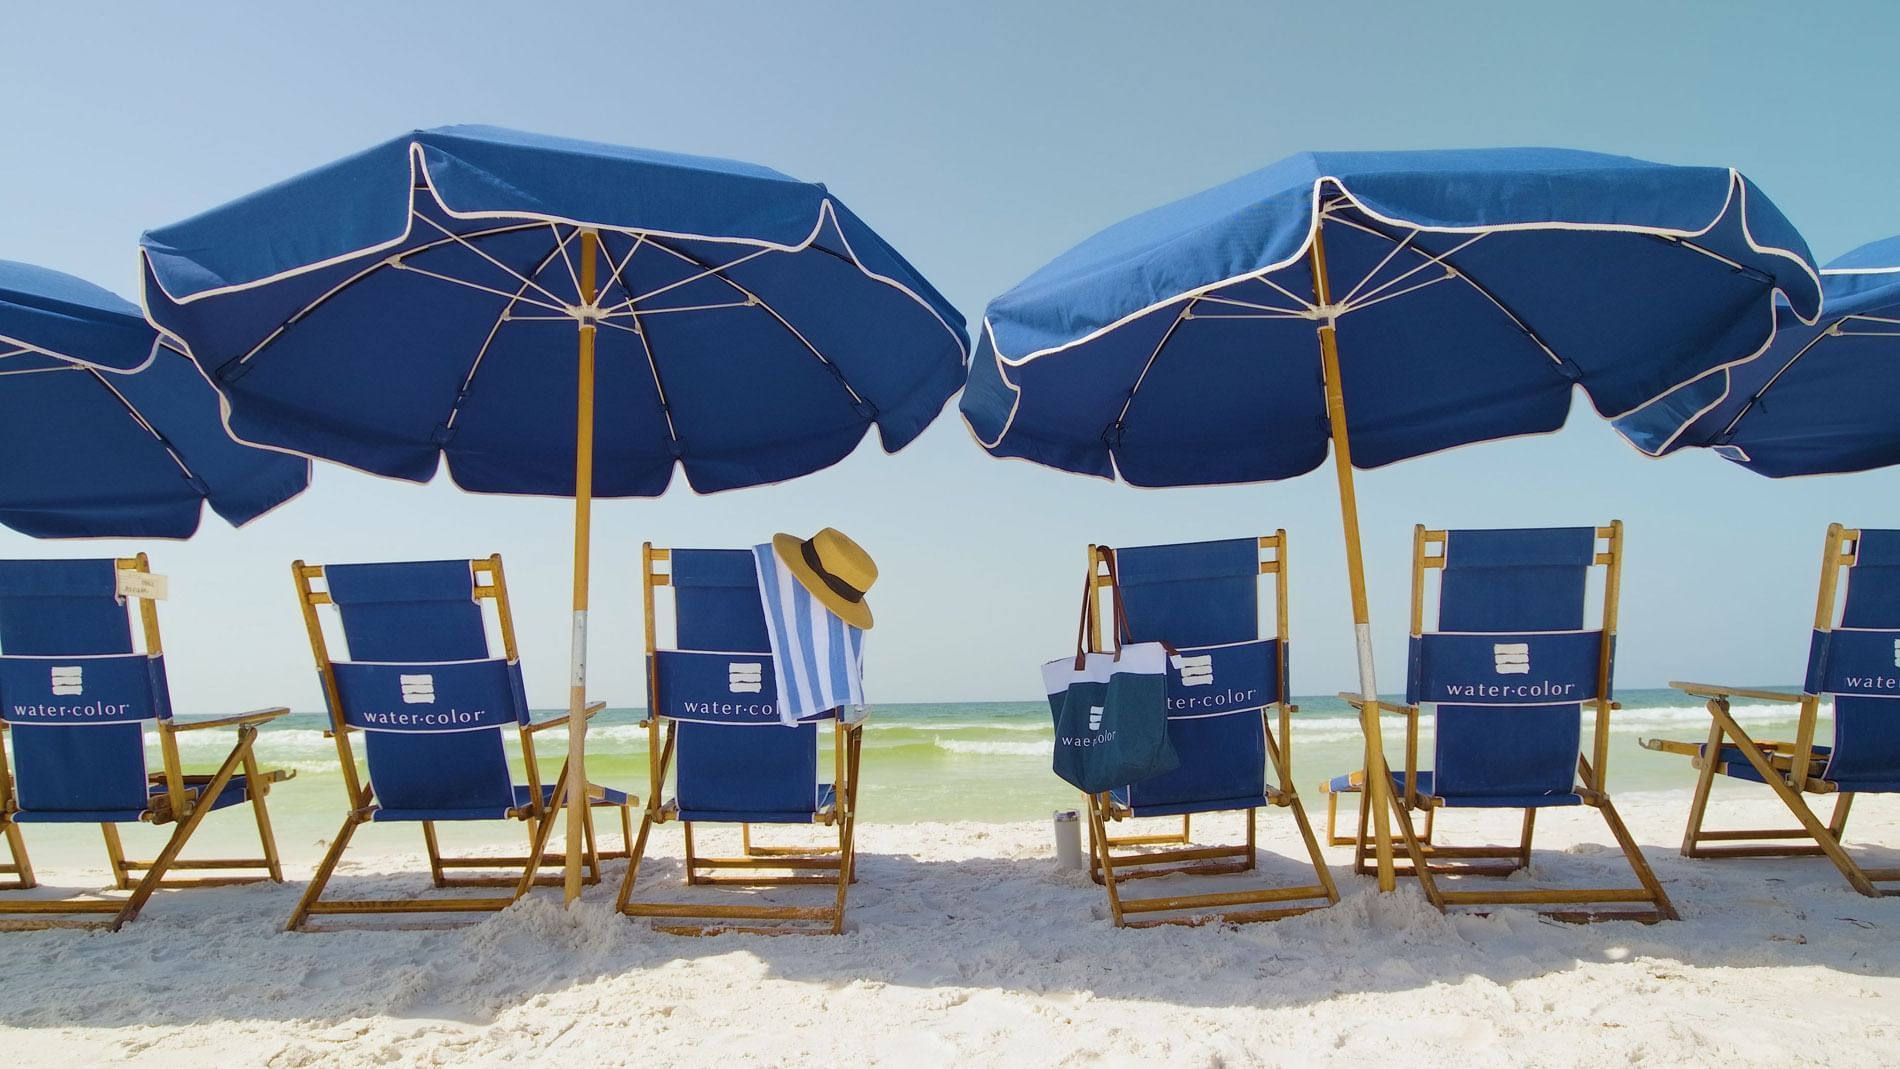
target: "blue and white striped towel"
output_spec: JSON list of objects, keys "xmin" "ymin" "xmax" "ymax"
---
[{"xmin": 753, "ymin": 543, "xmax": 868, "ymax": 726}]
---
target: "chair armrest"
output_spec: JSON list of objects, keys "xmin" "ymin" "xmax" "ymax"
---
[
  {"xmin": 524, "ymin": 701, "xmax": 609, "ymax": 734},
  {"xmin": 170, "ymin": 707, "xmax": 292, "ymax": 732},
  {"xmin": 1335, "ymin": 692, "xmax": 1414, "ymax": 716},
  {"xmin": 1669, "ymin": 681, "xmax": 1804, "ymax": 704}
]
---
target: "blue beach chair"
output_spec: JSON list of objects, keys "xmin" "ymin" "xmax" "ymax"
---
[
  {"xmin": 1081, "ymin": 535, "xmax": 1337, "ymax": 927},
  {"xmin": 1322, "ymin": 524, "xmax": 1675, "ymax": 921},
  {"xmin": 0, "ymin": 556, "xmax": 291, "ymax": 930},
  {"xmin": 617, "ymin": 544, "xmax": 861, "ymax": 935},
  {"xmin": 286, "ymin": 556, "xmax": 632, "ymax": 931},
  {"xmin": 1643, "ymin": 524, "xmax": 1900, "ymax": 896}
]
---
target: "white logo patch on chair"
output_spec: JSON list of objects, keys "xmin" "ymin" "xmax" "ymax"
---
[
  {"xmin": 727, "ymin": 661, "xmax": 764, "ymax": 694},
  {"xmin": 49, "ymin": 665, "xmax": 83, "ymax": 696},
  {"xmin": 1176, "ymin": 654, "xmax": 1214, "ymax": 687},
  {"xmin": 1493, "ymin": 642, "xmax": 1531, "ymax": 675},
  {"xmin": 399, "ymin": 673, "xmax": 436, "ymax": 704}
]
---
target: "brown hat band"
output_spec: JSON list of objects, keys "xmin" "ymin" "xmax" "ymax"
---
[{"xmin": 800, "ymin": 538, "xmax": 866, "ymax": 604}]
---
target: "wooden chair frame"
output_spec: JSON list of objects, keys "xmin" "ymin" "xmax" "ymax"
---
[
  {"xmin": 1644, "ymin": 523, "xmax": 1900, "ymax": 897},
  {"xmin": 616, "ymin": 543, "xmax": 862, "ymax": 935},
  {"xmin": 0, "ymin": 553, "xmax": 291, "ymax": 931},
  {"xmin": 1335, "ymin": 522, "xmax": 1675, "ymax": 922},
  {"xmin": 1081, "ymin": 533, "xmax": 1338, "ymax": 927},
  {"xmin": 286, "ymin": 555, "xmax": 633, "ymax": 931}
]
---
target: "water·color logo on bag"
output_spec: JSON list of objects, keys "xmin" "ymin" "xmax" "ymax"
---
[
  {"xmin": 399, "ymin": 674, "xmax": 436, "ymax": 704},
  {"xmin": 1087, "ymin": 705, "xmax": 1105, "ymax": 731},
  {"xmin": 1177, "ymin": 654, "xmax": 1214, "ymax": 687},
  {"xmin": 728, "ymin": 662, "xmax": 763, "ymax": 694},
  {"xmin": 49, "ymin": 665, "xmax": 83, "ymax": 696},
  {"xmin": 1492, "ymin": 643, "xmax": 1530, "ymax": 675}
]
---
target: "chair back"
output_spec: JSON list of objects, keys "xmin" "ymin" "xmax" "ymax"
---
[
  {"xmin": 648, "ymin": 548, "xmax": 821, "ymax": 822},
  {"xmin": 1409, "ymin": 526, "xmax": 1615, "ymax": 802},
  {"xmin": 304, "ymin": 559, "xmax": 529, "ymax": 819},
  {"xmin": 1805, "ymin": 528, "xmax": 1900, "ymax": 790},
  {"xmin": 1095, "ymin": 536, "xmax": 1288, "ymax": 813},
  {"xmin": 0, "ymin": 558, "xmax": 171, "ymax": 818}
]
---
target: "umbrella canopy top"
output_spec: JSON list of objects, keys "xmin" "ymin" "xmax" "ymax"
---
[
  {"xmin": 0, "ymin": 259, "xmax": 161, "ymax": 373},
  {"xmin": 1616, "ymin": 235, "xmax": 1900, "ymax": 476},
  {"xmin": 0, "ymin": 264, "xmax": 308, "ymax": 538},
  {"xmin": 963, "ymin": 147, "xmax": 1822, "ymax": 487},
  {"xmin": 140, "ymin": 125, "xmax": 969, "ymax": 496}
]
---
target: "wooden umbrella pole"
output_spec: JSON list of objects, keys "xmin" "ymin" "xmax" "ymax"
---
[
  {"xmin": 1309, "ymin": 217, "xmax": 1398, "ymax": 892},
  {"xmin": 563, "ymin": 229, "xmax": 601, "ymax": 904}
]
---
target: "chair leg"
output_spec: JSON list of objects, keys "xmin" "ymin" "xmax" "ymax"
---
[
  {"xmin": 1086, "ymin": 794, "xmax": 1127, "ymax": 926},
  {"xmin": 1581, "ymin": 758, "xmax": 1677, "ymax": 921},
  {"xmin": 423, "ymin": 822, "xmax": 448, "ymax": 887},
  {"xmin": 1516, "ymin": 809, "xmax": 1537, "ymax": 871},
  {"xmin": 1828, "ymin": 793, "xmax": 1855, "ymax": 840},
  {"xmin": 113, "ymin": 726, "xmax": 253, "ymax": 931},
  {"xmin": 288, "ymin": 811, "xmax": 363, "ymax": 932},
  {"xmin": 1707, "ymin": 699, "xmax": 1882, "ymax": 896},
  {"xmin": 1680, "ymin": 716, "xmax": 1725, "ymax": 855},
  {"xmin": 1388, "ymin": 793, "xmax": 1444, "ymax": 912},
  {"xmin": 101, "ymin": 823, "xmax": 132, "ymax": 890},
  {"xmin": 614, "ymin": 807, "xmax": 660, "ymax": 912},
  {"xmin": 682, "ymin": 822, "xmax": 699, "ymax": 885},
  {"xmin": 1267, "ymin": 727, "xmax": 1340, "ymax": 907},
  {"xmin": 0, "ymin": 816, "xmax": 32, "ymax": 890},
  {"xmin": 512, "ymin": 795, "xmax": 558, "ymax": 899},
  {"xmin": 240, "ymin": 746, "xmax": 285, "ymax": 882}
]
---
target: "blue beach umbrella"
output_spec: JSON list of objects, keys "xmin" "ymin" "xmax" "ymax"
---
[
  {"xmin": 960, "ymin": 148, "xmax": 1821, "ymax": 888},
  {"xmin": 1617, "ymin": 236, "xmax": 1900, "ymax": 477},
  {"xmin": 139, "ymin": 126, "xmax": 969, "ymax": 899},
  {"xmin": 0, "ymin": 260, "xmax": 307, "ymax": 538}
]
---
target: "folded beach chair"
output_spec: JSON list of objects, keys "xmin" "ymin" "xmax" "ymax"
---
[
  {"xmin": 0, "ymin": 555, "xmax": 291, "ymax": 930},
  {"xmin": 1321, "ymin": 524, "xmax": 1676, "ymax": 922},
  {"xmin": 617, "ymin": 543, "xmax": 862, "ymax": 935},
  {"xmin": 1081, "ymin": 534, "xmax": 1337, "ymax": 927},
  {"xmin": 1642, "ymin": 524, "xmax": 1900, "ymax": 896},
  {"xmin": 286, "ymin": 556, "xmax": 633, "ymax": 931}
]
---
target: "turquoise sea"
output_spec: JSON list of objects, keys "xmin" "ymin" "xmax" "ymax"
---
[{"xmin": 75, "ymin": 685, "xmax": 1810, "ymax": 867}]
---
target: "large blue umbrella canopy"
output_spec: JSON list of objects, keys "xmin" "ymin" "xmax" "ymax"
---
[
  {"xmin": 0, "ymin": 260, "xmax": 308, "ymax": 538},
  {"xmin": 138, "ymin": 125, "xmax": 968, "ymax": 900},
  {"xmin": 960, "ymin": 147, "xmax": 1821, "ymax": 889},
  {"xmin": 140, "ymin": 125, "xmax": 968, "ymax": 495},
  {"xmin": 1616, "ymin": 236, "xmax": 1900, "ymax": 477}
]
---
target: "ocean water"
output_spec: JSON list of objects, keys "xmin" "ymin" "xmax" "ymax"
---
[{"xmin": 109, "ymin": 686, "xmax": 1814, "ymax": 863}]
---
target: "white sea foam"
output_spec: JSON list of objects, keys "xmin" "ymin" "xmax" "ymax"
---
[{"xmin": 933, "ymin": 739, "xmax": 1047, "ymax": 757}]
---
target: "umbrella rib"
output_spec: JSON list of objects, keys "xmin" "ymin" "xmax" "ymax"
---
[
  {"xmin": 1326, "ymin": 219, "xmax": 1485, "ymax": 310},
  {"xmin": 391, "ymin": 262, "xmax": 573, "ymax": 313},
  {"xmin": 1246, "ymin": 273, "xmax": 1319, "ymax": 314},
  {"xmin": 548, "ymin": 223, "xmax": 586, "ymax": 298},
  {"xmin": 1713, "ymin": 312, "xmax": 1900, "ymax": 439},
  {"xmin": 1338, "ymin": 227, "xmax": 1419, "ymax": 306},
  {"xmin": 625, "ymin": 306, "xmax": 684, "ymax": 447},
  {"xmin": 1337, "ymin": 273, "xmax": 1457, "ymax": 316},
  {"xmin": 81, "ymin": 366, "xmax": 203, "ymax": 488},
  {"xmin": 1191, "ymin": 294, "xmax": 1312, "ymax": 317},
  {"xmin": 1113, "ymin": 298, "xmax": 1200, "ymax": 430},
  {"xmin": 410, "ymin": 210, "xmax": 573, "ymax": 310},
  {"xmin": 602, "ymin": 300, "xmax": 754, "ymax": 317},
  {"xmin": 608, "ymin": 235, "xmax": 870, "ymax": 408},
  {"xmin": 231, "ymin": 222, "xmax": 549, "ymax": 367},
  {"xmin": 1324, "ymin": 215, "xmax": 1565, "ymax": 369},
  {"xmin": 598, "ymin": 243, "xmax": 778, "ymax": 315},
  {"xmin": 0, "ymin": 365, "xmax": 83, "ymax": 379},
  {"xmin": 439, "ymin": 240, "xmax": 576, "ymax": 434}
]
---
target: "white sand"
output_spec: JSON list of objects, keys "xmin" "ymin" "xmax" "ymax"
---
[{"xmin": 2, "ymin": 791, "xmax": 1897, "ymax": 1067}]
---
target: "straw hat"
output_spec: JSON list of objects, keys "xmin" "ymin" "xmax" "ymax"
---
[{"xmin": 771, "ymin": 528, "xmax": 878, "ymax": 630}]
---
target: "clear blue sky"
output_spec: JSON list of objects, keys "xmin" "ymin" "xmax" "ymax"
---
[{"xmin": 4, "ymin": 1, "xmax": 1898, "ymax": 711}]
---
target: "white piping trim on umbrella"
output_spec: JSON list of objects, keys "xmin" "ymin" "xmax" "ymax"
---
[
  {"xmin": 141, "ymin": 140, "xmax": 968, "ymax": 365},
  {"xmin": 967, "ymin": 169, "xmax": 1817, "ymax": 469},
  {"xmin": 0, "ymin": 331, "xmax": 162, "ymax": 375}
]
